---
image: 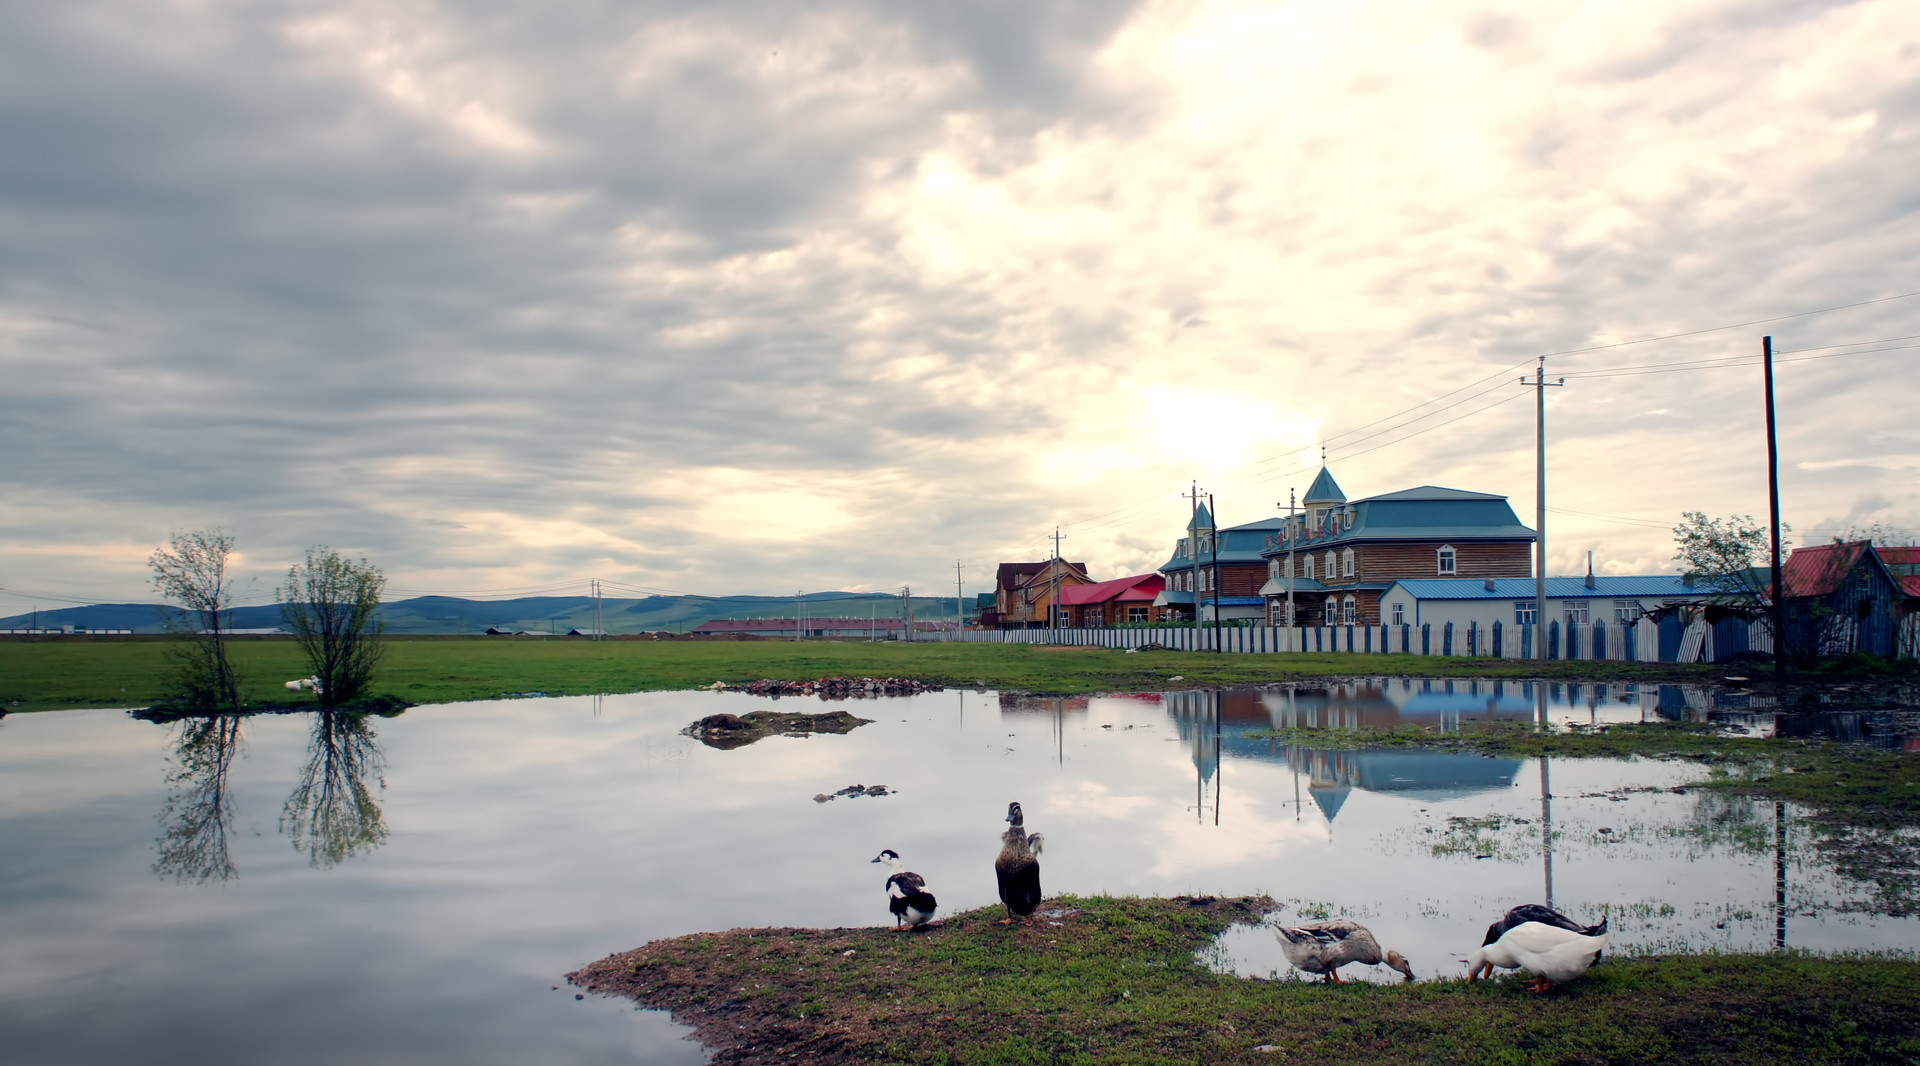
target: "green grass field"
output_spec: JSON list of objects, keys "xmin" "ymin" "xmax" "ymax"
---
[{"xmin": 0, "ymin": 635, "xmax": 1732, "ymax": 712}]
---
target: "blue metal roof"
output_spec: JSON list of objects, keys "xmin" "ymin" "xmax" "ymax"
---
[
  {"xmin": 1303, "ymin": 466, "xmax": 1346, "ymax": 504},
  {"xmin": 1187, "ymin": 503, "xmax": 1215, "ymax": 531},
  {"xmin": 1162, "ymin": 518, "xmax": 1287, "ymax": 570},
  {"xmin": 1263, "ymin": 487, "xmax": 1534, "ymax": 556},
  {"xmin": 1384, "ymin": 576, "xmax": 1714, "ymax": 600}
]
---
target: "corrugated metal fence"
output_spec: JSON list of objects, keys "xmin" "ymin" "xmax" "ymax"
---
[{"xmin": 933, "ymin": 617, "xmax": 1775, "ymax": 663}]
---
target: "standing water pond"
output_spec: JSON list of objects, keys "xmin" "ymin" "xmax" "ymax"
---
[{"xmin": 2, "ymin": 679, "xmax": 1916, "ymax": 1063}]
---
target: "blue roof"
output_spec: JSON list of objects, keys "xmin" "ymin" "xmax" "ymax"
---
[
  {"xmin": 1303, "ymin": 466, "xmax": 1345, "ymax": 504},
  {"xmin": 1384, "ymin": 576, "xmax": 1715, "ymax": 600},
  {"xmin": 1162, "ymin": 517, "xmax": 1287, "ymax": 570},
  {"xmin": 1263, "ymin": 485, "xmax": 1534, "ymax": 555},
  {"xmin": 1188, "ymin": 503, "xmax": 1215, "ymax": 532}
]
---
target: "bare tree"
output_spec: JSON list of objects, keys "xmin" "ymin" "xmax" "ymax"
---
[
  {"xmin": 280, "ymin": 547, "xmax": 386, "ymax": 706},
  {"xmin": 148, "ymin": 529, "xmax": 243, "ymax": 713}
]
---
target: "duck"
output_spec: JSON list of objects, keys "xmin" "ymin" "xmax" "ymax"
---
[
  {"xmin": 1475, "ymin": 905, "xmax": 1607, "ymax": 979},
  {"xmin": 870, "ymin": 849, "xmax": 938, "ymax": 931},
  {"xmin": 1272, "ymin": 919, "xmax": 1414, "ymax": 984},
  {"xmin": 994, "ymin": 801, "xmax": 1044, "ymax": 924},
  {"xmin": 1466, "ymin": 921, "xmax": 1609, "ymax": 992}
]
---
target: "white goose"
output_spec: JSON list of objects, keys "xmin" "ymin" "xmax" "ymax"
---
[{"xmin": 1466, "ymin": 921, "xmax": 1609, "ymax": 992}]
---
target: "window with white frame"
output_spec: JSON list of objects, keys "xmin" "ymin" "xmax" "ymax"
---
[
  {"xmin": 1128, "ymin": 606, "xmax": 1149, "ymax": 623},
  {"xmin": 1343, "ymin": 510, "xmax": 1353, "ymax": 530},
  {"xmin": 1437, "ymin": 545, "xmax": 1457, "ymax": 575},
  {"xmin": 1269, "ymin": 560, "xmax": 1280, "ymax": 581},
  {"xmin": 1342, "ymin": 595, "xmax": 1356, "ymax": 624},
  {"xmin": 1324, "ymin": 551, "xmax": 1337, "ymax": 579},
  {"xmin": 1564, "ymin": 600, "xmax": 1590, "ymax": 625},
  {"xmin": 1302, "ymin": 555, "xmax": 1314, "ymax": 580},
  {"xmin": 1391, "ymin": 602, "xmax": 1405, "ymax": 626},
  {"xmin": 1323, "ymin": 598, "xmax": 1337, "ymax": 624},
  {"xmin": 1613, "ymin": 600, "xmax": 1638, "ymax": 624},
  {"xmin": 1515, "ymin": 601, "xmax": 1537, "ymax": 625},
  {"xmin": 1341, "ymin": 548, "xmax": 1355, "ymax": 577}
]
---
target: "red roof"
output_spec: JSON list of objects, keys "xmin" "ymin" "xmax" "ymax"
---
[
  {"xmin": 1782, "ymin": 540, "xmax": 1873, "ymax": 598},
  {"xmin": 1880, "ymin": 545, "xmax": 1920, "ymax": 598},
  {"xmin": 1056, "ymin": 573, "xmax": 1166, "ymax": 606}
]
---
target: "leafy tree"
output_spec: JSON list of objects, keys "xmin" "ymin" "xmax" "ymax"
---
[
  {"xmin": 280, "ymin": 547, "xmax": 386, "ymax": 706},
  {"xmin": 148, "ymin": 529, "xmax": 243, "ymax": 712},
  {"xmin": 1671, "ymin": 512, "xmax": 1786, "ymax": 599}
]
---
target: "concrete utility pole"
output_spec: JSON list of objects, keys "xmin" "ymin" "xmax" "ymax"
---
[
  {"xmin": 901, "ymin": 585, "xmax": 912, "ymax": 642},
  {"xmin": 795, "ymin": 590, "xmax": 804, "ymax": 641},
  {"xmin": 1209, "ymin": 492, "xmax": 1222, "ymax": 654},
  {"xmin": 1763, "ymin": 335, "xmax": 1787, "ymax": 681},
  {"xmin": 1521, "ymin": 357, "xmax": 1565, "ymax": 662},
  {"xmin": 954, "ymin": 560, "xmax": 965, "ymax": 637},
  {"xmin": 1183, "ymin": 481, "xmax": 1205, "ymax": 633},
  {"xmin": 1050, "ymin": 527, "xmax": 1064, "ymax": 640},
  {"xmin": 1280, "ymin": 488, "xmax": 1297, "ymax": 650}
]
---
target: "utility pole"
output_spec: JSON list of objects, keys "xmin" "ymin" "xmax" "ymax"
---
[
  {"xmin": 1050, "ymin": 527, "xmax": 1064, "ymax": 641},
  {"xmin": 1763, "ymin": 335, "xmax": 1787, "ymax": 681},
  {"xmin": 954, "ymin": 560, "xmax": 965, "ymax": 637},
  {"xmin": 1281, "ymin": 488, "xmax": 1297, "ymax": 649},
  {"xmin": 1209, "ymin": 492, "xmax": 1222, "ymax": 654},
  {"xmin": 796, "ymin": 589, "xmax": 807, "ymax": 641},
  {"xmin": 901, "ymin": 585, "xmax": 912, "ymax": 642},
  {"xmin": 1183, "ymin": 481, "xmax": 1205, "ymax": 635},
  {"xmin": 1521, "ymin": 357, "xmax": 1565, "ymax": 662}
]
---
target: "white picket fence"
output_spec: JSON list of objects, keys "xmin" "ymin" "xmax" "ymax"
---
[{"xmin": 933, "ymin": 617, "xmax": 1775, "ymax": 662}]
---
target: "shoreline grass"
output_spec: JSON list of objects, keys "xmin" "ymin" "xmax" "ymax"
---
[
  {"xmin": 568, "ymin": 894, "xmax": 1920, "ymax": 1065},
  {"xmin": 0, "ymin": 634, "xmax": 1772, "ymax": 712}
]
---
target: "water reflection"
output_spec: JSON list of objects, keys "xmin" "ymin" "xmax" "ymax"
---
[
  {"xmin": 281, "ymin": 711, "xmax": 389, "ymax": 868},
  {"xmin": 154, "ymin": 715, "xmax": 246, "ymax": 883}
]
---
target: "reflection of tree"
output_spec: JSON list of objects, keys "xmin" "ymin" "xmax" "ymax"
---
[
  {"xmin": 281, "ymin": 711, "xmax": 389, "ymax": 868},
  {"xmin": 155, "ymin": 715, "xmax": 246, "ymax": 883}
]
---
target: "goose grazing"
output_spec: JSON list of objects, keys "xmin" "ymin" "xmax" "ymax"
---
[
  {"xmin": 1467, "ymin": 921, "xmax": 1609, "ymax": 992},
  {"xmin": 994, "ymin": 801, "xmax": 1045, "ymax": 925},
  {"xmin": 1272, "ymin": 919, "xmax": 1414, "ymax": 984},
  {"xmin": 870, "ymin": 849, "xmax": 938, "ymax": 931},
  {"xmin": 1475, "ymin": 905, "xmax": 1607, "ymax": 979}
]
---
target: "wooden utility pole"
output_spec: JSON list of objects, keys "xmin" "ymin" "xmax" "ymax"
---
[
  {"xmin": 954, "ymin": 560, "xmax": 965, "ymax": 636},
  {"xmin": 1763, "ymin": 335, "xmax": 1787, "ymax": 680},
  {"xmin": 1183, "ymin": 481, "xmax": 1205, "ymax": 636},
  {"xmin": 1521, "ymin": 358, "xmax": 1565, "ymax": 661},
  {"xmin": 1209, "ymin": 493, "xmax": 1222, "ymax": 654},
  {"xmin": 1050, "ymin": 528, "xmax": 1064, "ymax": 640}
]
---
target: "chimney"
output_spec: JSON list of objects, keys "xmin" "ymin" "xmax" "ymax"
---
[
  {"xmin": 1585, "ymin": 551, "xmax": 1597, "ymax": 590},
  {"xmin": 1483, "ymin": 578, "xmax": 1496, "ymax": 592}
]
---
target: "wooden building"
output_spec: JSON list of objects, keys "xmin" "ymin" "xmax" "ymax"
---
[
  {"xmin": 1257, "ymin": 467, "xmax": 1536, "ymax": 626},
  {"xmin": 1777, "ymin": 540, "xmax": 1905, "ymax": 662},
  {"xmin": 1056, "ymin": 573, "xmax": 1168, "ymax": 627},
  {"xmin": 1155, "ymin": 502, "xmax": 1281, "ymax": 623},
  {"xmin": 991, "ymin": 559, "xmax": 1093, "ymax": 629}
]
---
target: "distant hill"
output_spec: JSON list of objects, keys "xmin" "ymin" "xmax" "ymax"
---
[{"xmin": 0, "ymin": 592, "xmax": 966, "ymax": 635}]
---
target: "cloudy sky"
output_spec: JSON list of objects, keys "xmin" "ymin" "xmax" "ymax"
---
[{"xmin": 4, "ymin": 0, "xmax": 1918, "ymax": 610}]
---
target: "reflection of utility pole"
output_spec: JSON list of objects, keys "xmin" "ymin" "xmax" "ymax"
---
[
  {"xmin": 1541, "ymin": 755, "xmax": 1555, "ymax": 910},
  {"xmin": 1775, "ymin": 799, "xmax": 1788, "ymax": 950},
  {"xmin": 1520, "ymin": 357, "xmax": 1565, "ymax": 661}
]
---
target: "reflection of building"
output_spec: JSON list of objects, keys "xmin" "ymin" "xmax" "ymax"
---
[{"xmin": 1159, "ymin": 686, "xmax": 1523, "ymax": 822}]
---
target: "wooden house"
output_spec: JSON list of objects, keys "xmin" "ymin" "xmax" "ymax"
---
[
  {"xmin": 1257, "ymin": 467, "xmax": 1535, "ymax": 626},
  {"xmin": 1777, "ymin": 541, "xmax": 1905, "ymax": 662},
  {"xmin": 991, "ymin": 559, "xmax": 1093, "ymax": 628},
  {"xmin": 1056, "ymin": 573, "xmax": 1168, "ymax": 627}
]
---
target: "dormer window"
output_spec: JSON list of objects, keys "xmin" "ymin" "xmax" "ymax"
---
[
  {"xmin": 1341, "ymin": 548, "xmax": 1355, "ymax": 577},
  {"xmin": 1437, "ymin": 545, "xmax": 1457, "ymax": 575},
  {"xmin": 1342, "ymin": 511, "xmax": 1353, "ymax": 531}
]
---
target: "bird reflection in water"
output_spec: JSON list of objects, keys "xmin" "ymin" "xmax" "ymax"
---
[
  {"xmin": 281, "ymin": 710, "xmax": 390, "ymax": 868},
  {"xmin": 154, "ymin": 715, "xmax": 246, "ymax": 883}
]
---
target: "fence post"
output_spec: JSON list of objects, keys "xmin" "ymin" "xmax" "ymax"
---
[
  {"xmin": 1593, "ymin": 620, "xmax": 1606, "ymax": 661},
  {"xmin": 1548, "ymin": 620, "xmax": 1560, "ymax": 661},
  {"xmin": 1421, "ymin": 623, "xmax": 1431, "ymax": 655},
  {"xmin": 1443, "ymin": 621, "xmax": 1453, "ymax": 656},
  {"xmin": 1493, "ymin": 620, "xmax": 1503, "ymax": 658}
]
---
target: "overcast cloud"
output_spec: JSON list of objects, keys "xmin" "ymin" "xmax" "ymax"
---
[{"xmin": 4, "ymin": 0, "xmax": 1918, "ymax": 609}]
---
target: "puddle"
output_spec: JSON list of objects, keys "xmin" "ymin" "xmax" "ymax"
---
[{"xmin": 3, "ymin": 681, "xmax": 1917, "ymax": 1063}]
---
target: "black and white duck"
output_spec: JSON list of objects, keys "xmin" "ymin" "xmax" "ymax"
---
[
  {"xmin": 994, "ymin": 801, "xmax": 1044, "ymax": 925},
  {"xmin": 870, "ymin": 849, "xmax": 938, "ymax": 931},
  {"xmin": 1272, "ymin": 918, "xmax": 1414, "ymax": 984},
  {"xmin": 1473, "ymin": 905, "xmax": 1606, "ymax": 979},
  {"xmin": 1467, "ymin": 921, "xmax": 1609, "ymax": 992}
]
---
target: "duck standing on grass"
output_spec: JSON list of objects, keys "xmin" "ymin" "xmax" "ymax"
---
[
  {"xmin": 1272, "ymin": 919, "xmax": 1414, "ymax": 984},
  {"xmin": 995, "ymin": 801, "xmax": 1044, "ymax": 925},
  {"xmin": 870, "ymin": 849, "xmax": 938, "ymax": 931},
  {"xmin": 1467, "ymin": 921, "xmax": 1609, "ymax": 992},
  {"xmin": 1475, "ymin": 904, "xmax": 1607, "ymax": 979}
]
